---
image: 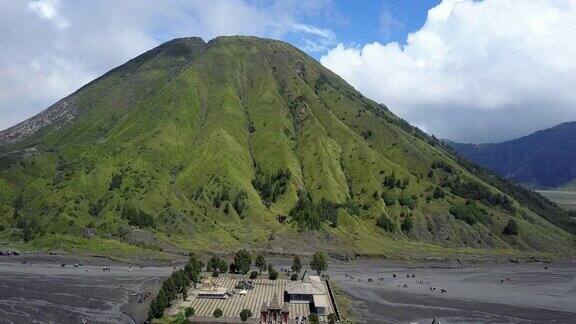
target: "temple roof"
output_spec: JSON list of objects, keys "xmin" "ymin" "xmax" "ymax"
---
[
  {"xmin": 285, "ymin": 276, "xmax": 326, "ymax": 295},
  {"xmin": 269, "ymin": 292, "xmax": 281, "ymax": 309}
]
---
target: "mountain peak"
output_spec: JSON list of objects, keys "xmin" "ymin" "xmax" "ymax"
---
[{"xmin": 0, "ymin": 36, "xmax": 574, "ymax": 257}]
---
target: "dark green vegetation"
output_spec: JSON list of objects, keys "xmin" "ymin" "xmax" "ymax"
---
[
  {"xmin": 206, "ymin": 255, "xmax": 227, "ymax": 273},
  {"xmin": 308, "ymin": 313, "xmax": 319, "ymax": 324},
  {"xmin": 148, "ymin": 253, "xmax": 203, "ymax": 319},
  {"xmin": 233, "ymin": 249, "xmax": 252, "ymax": 274},
  {"xmin": 310, "ymin": 251, "xmax": 328, "ymax": 275},
  {"xmin": 503, "ymin": 219, "xmax": 519, "ymax": 236},
  {"xmin": 268, "ymin": 268, "xmax": 278, "ymax": 280},
  {"xmin": 449, "ymin": 121, "xmax": 576, "ymax": 189},
  {"xmin": 0, "ymin": 36, "xmax": 574, "ymax": 257},
  {"xmin": 255, "ymin": 253, "xmax": 266, "ymax": 272},
  {"xmin": 292, "ymin": 255, "xmax": 302, "ymax": 273},
  {"xmin": 240, "ymin": 309, "xmax": 252, "ymax": 322}
]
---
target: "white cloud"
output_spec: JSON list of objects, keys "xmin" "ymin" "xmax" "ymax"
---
[
  {"xmin": 321, "ymin": 0, "xmax": 576, "ymax": 143},
  {"xmin": 0, "ymin": 0, "xmax": 336, "ymax": 130},
  {"xmin": 28, "ymin": 0, "xmax": 68, "ymax": 28},
  {"xmin": 379, "ymin": 4, "xmax": 403, "ymax": 38}
]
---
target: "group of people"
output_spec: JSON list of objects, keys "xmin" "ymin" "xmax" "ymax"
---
[{"xmin": 345, "ymin": 271, "xmax": 449, "ymax": 294}]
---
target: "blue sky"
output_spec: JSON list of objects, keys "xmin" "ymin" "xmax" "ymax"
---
[
  {"xmin": 2, "ymin": 0, "xmax": 576, "ymax": 143},
  {"xmin": 279, "ymin": 0, "xmax": 441, "ymax": 59},
  {"xmin": 328, "ymin": 0, "xmax": 437, "ymax": 53}
]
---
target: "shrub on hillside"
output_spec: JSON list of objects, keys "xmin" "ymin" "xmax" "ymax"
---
[
  {"xmin": 109, "ymin": 174, "xmax": 123, "ymax": 190},
  {"xmin": 383, "ymin": 174, "xmax": 409, "ymax": 190},
  {"xmin": 233, "ymin": 191, "xmax": 248, "ymax": 215},
  {"xmin": 212, "ymin": 188, "xmax": 229, "ymax": 208},
  {"xmin": 252, "ymin": 168, "xmax": 291, "ymax": 205},
  {"xmin": 121, "ymin": 205, "xmax": 155, "ymax": 228},
  {"xmin": 381, "ymin": 191, "xmax": 396, "ymax": 206},
  {"xmin": 14, "ymin": 212, "xmax": 39, "ymax": 242},
  {"xmin": 376, "ymin": 215, "xmax": 396, "ymax": 232},
  {"xmin": 443, "ymin": 178, "xmax": 515, "ymax": 213},
  {"xmin": 361, "ymin": 129, "xmax": 373, "ymax": 139},
  {"xmin": 317, "ymin": 199, "xmax": 338, "ymax": 227},
  {"xmin": 290, "ymin": 190, "xmax": 320, "ymax": 230},
  {"xmin": 449, "ymin": 203, "xmax": 489, "ymax": 226},
  {"xmin": 401, "ymin": 214, "xmax": 413, "ymax": 232},
  {"xmin": 343, "ymin": 199, "xmax": 361, "ymax": 215},
  {"xmin": 432, "ymin": 187, "xmax": 446, "ymax": 199},
  {"xmin": 431, "ymin": 160, "xmax": 454, "ymax": 173},
  {"xmin": 398, "ymin": 194, "xmax": 417, "ymax": 209},
  {"xmin": 503, "ymin": 219, "xmax": 519, "ymax": 235},
  {"xmin": 290, "ymin": 190, "xmax": 339, "ymax": 230}
]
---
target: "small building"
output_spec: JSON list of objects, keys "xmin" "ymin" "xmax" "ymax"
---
[
  {"xmin": 260, "ymin": 292, "xmax": 290, "ymax": 324},
  {"xmin": 196, "ymin": 286, "xmax": 229, "ymax": 299},
  {"xmin": 285, "ymin": 275, "xmax": 330, "ymax": 316}
]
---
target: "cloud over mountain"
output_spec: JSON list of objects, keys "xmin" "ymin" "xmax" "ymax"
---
[
  {"xmin": 0, "ymin": 0, "xmax": 335, "ymax": 130},
  {"xmin": 321, "ymin": 0, "xmax": 576, "ymax": 143}
]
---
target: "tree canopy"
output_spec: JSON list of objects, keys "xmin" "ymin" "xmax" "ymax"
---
[
  {"xmin": 234, "ymin": 249, "xmax": 252, "ymax": 274},
  {"xmin": 310, "ymin": 251, "xmax": 328, "ymax": 275}
]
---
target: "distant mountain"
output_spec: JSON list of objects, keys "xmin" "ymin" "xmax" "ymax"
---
[
  {"xmin": 449, "ymin": 122, "xmax": 576, "ymax": 189},
  {"xmin": 0, "ymin": 36, "xmax": 574, "ymax": 257}
]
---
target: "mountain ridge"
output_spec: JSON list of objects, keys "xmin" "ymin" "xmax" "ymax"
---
[
  {"xmin": 0, "ymin": 36, "xmax": 574, "ymax": 258},
  {"xmin": 449, "ymin": 121, "xmax": 576, "ymax": 189}
]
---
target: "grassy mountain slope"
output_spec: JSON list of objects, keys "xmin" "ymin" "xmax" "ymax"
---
[
  {"xmin": 0, "ymin": 36, "xmax": 574, "ymax": 258},
  {"xmin": 450, "ymin": 121, "xmax": 576, "ymax": 189}
]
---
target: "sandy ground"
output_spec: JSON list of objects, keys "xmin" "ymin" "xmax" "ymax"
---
[
  {"xmin": 0, "ymin": 255, "xmax": 575, "ymax": 324},
  {"xmin": 0, "ymin": 256, "xmax": 172, "ymax": 324},
  {"xmin": 327, "ymin": 259, "xmax": 576, "ymax": 323}
]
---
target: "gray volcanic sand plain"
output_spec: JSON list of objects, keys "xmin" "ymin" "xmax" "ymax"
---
[
  {"xmin": 0, "ymin": 256, "xmax": 172, "ymax": 324},
  {"xmin": 327, "ymin": 260, "xmax": 576, "ymax": 323},
  {"xmin": 0, "ymin": 255, "xmax": 575, "ymax": 324}
]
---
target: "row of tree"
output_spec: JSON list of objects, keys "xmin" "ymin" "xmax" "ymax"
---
[
  {"xmin": 442, "ymin": 177, "xmax": 515, "ymax": 213},
  {"xmin": 217, "ymin": 250, "xmax": 326, "ymax": 275},
  {"xmin": 383, "ymin": 173, "xmax": 409, "ymax": 190},
  {"xmin": 148, "ymin": 253, "xmax": 204, "ymax": 320}
]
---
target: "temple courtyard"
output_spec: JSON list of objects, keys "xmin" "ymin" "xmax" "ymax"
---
[{"xmin": 168, "ymin": 274, "xmax": 338, "ymax": 323}]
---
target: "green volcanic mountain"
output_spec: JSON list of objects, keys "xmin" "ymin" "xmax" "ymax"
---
[
  {"xmin": 449, "ymin": 121, "xmax": 576, "ymax": 189},
  {"xmin": 0, "ymin": 36, "xmax": 574, "ymax": 257}
]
